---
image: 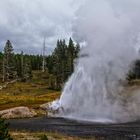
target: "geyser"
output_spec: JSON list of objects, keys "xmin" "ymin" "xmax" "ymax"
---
[{"xmin": 49, "ymin": 0, "xmax": 140, "ymax": 123}]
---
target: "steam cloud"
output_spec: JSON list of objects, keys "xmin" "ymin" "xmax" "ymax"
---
[{"xmin": 50, "ymin": 0, "xmax": 140, "ymax": 123}]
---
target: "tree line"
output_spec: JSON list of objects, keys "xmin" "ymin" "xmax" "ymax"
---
[
  {"xmin": 0, "ymin": 38, "xmax": 80, "ymax": 89},
  {"xmin": 1, "ymin": 38, "xmax": 139, "ymax": 89}
]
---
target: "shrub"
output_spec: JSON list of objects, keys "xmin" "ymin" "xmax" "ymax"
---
[
  {"xmin": 40, "ymin": 134, "xmax": 48, "ymax": 140},
  {"xmin": 0, "ymin": 119, "xmax": 13, "ymax": 140}
]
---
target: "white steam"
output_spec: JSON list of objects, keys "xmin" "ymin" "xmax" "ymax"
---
[{"xmin": 50, "ymin": 0, "xmax": 140, "ymax": 123}]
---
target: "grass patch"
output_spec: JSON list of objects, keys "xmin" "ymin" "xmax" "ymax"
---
[
  {"xmin": 10, "ymin": 131, "xmax": 95, "ymax": 140},
  {"xmin": 0, "ymin": 92, "xmax": 60, "ymax": 111},
  {"xmin": 0, "ymin": 71, "xmax": 60, "ymax": 111}
]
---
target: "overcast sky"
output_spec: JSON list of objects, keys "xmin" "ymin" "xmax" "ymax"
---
[{"xmin": 0, "ymin": 0, "xmax": 79, "ymax": 54}]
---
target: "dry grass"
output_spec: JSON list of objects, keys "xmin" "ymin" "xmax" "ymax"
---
[
  {"xmin": 0, "ymin": 71, "xmax": 60, "ymax": 111},
  {"xmin": 10, "ymin": 131, "xmax": 95, "ymax": 140},
  {"xmin": 0, "ymin": 92, "xmax": 60, "ymax": 111}
]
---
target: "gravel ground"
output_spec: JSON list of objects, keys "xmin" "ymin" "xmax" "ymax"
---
[{"xmin": 7, "ymin": 117, "xmax": 140, "ymax": 140}]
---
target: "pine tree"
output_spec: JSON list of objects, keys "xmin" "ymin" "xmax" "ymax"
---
[
  {"xmin": 0, "ymin": 52, "xmax": 3, "ymax": 81},
  {"xmin": 20, "ymin": 51, "xmax": 24, "ymax": 79},
  {"xmin": 75, "ymin": 43, "xmax": 80, "ymax": 58},
  {"xmin": 22, "ymin": 57, "xmax": 32, "ymax": 81},
  {"xmin": 68, "ymin": 38, "xmax": 75, "ymax": 73},
  {"xmin": 3, "ymin": 40, "xmax": 17, "ymax": 82}
]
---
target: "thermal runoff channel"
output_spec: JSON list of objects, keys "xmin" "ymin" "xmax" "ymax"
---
[{"xmin": 49, "ymin": 0, "xmax": 140, "ymax": 123}]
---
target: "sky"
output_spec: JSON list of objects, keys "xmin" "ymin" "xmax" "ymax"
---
[{"xmin": 0, "ymin": 0, "xmax": 78, "ymax": 54}]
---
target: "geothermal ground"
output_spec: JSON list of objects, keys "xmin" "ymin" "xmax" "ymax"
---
[{"xmin": 8, "ymin": 117, "xmax": 140, "ymax": 140}]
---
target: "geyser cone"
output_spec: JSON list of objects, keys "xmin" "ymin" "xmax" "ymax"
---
[{"xmin": 49, "ymin": 0, "xmax": 140, "ymax": 123}]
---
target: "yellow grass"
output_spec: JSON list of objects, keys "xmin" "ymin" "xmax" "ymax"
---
[
  {"xmin": 0, "ymin": 71, "xmax": 60, "ymax": 110},
  {"xmin": 10, "ymin": 131, "xmax": 95, "ymax": 140},
  {"xmin": 0, "ymin": 92, "xmax": 60, "ymax": 110}
]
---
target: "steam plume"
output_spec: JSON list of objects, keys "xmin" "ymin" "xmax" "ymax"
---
[{"xmin": 50, "ymin": 0, "xmax": 140, "ymax": 123}]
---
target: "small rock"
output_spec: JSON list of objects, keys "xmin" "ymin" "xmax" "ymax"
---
[
  {"xmin": 40, "ymin": 100, "xmax": 64, "ymax": 117},
  {"xmin": 40, "ymin": 103, "xmax": 49, "ymax": 110}
]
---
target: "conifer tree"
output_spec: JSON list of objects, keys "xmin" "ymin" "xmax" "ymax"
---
[
  {"xmin": 3, "ymin": 40, "xmax": 16, "ymax": 82},
  {"xmin": 23, "ymin": 58, "xmax": 32, "ymax": 81},
  {"xmin": 68, "ymin": 38, "xmax": 75, "ymax": 73},
  {"xmin": 75, "ymin": 43, "xmax": 80, "ymax": 58},
  {"xmin": 0, "ymin": 52, "xmax": 3, "ymax": 81}
]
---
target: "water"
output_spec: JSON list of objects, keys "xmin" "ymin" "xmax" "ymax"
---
[{"xmin": 49, "ymin": 0, "xmax": 140, "ymax": 123}]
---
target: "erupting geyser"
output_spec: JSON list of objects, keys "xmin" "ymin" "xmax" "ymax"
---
[{"xmin": 49, "ymin": 0, "xmax": 140, "ymax": 123}]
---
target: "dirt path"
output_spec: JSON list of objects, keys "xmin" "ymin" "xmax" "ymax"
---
[{"xmin": 8, "ymin": 117, "xmax": 140, "ymax": 139}]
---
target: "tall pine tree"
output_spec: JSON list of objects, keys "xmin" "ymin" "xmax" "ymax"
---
[
  {"xmin": 0, "ymin": 52, "xmax": 3, "ymax": 81},
  {"xmin": 3, "ymin": 40, "xmax": 17, "ymax": 82},
  {"xmin": 68, "ymin": 38, "xmax": 75, "ymax": 73}
]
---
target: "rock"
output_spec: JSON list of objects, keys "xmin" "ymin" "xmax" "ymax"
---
[
  {"xmin": 0, "ymin": 86, "xmax": 2, "ymax": 90},
  {"xmin": 40, "ymin": 100, "xmax": 64, "ymax": 117},
  {"xmin": 0, "ymin": 106, "xmax": 37, "ymax": 119},
  {"xmin": 40, "ymin": 103, "xmax": 49, "ymax": 110}
]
